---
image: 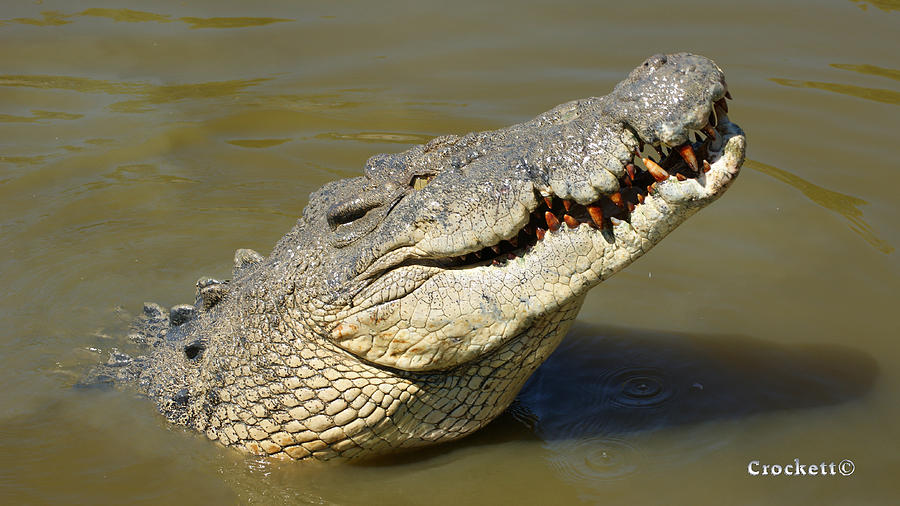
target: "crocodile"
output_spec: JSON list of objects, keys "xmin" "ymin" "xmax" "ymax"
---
[{"xmin": 92, "ymin": 53, "xmax": 745, "ymax": 461}]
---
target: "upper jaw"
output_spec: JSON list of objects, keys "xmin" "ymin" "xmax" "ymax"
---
[
  {"xmin": 609, "ymin": 52, "xmax": 729, "ymax": 148},
  {"xmin": 416, "ymin": 108, "xmax": 744, "ymax": 271},
  {"xmin": 349, "ymin": 112, "xmax": 745, "ymax": 315},
  {"xmin": 351, "ymin": 56, "xmax": 742, "ymax": 286}
]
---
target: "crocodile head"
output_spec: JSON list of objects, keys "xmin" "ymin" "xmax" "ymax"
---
[
  {"xmin": 104, "ymin": 52, "xmax": 746, "ymax": 460},
  {"xmin": 277, "ymin": 52, "xmax": 745, "ymax": 373}
]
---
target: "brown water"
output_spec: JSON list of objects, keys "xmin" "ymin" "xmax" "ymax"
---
[{"xmin": 1, "ymin": 0, "xmax": 898, "ymax": 504}]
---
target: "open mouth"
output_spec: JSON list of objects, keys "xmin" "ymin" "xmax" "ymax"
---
[{"xmin": 449, "ymin": 96, "xmax": 736, "ymax": 268}]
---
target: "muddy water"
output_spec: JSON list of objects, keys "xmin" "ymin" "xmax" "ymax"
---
[{"xmin": 1, "ymin": 0, "xmax": 897, "ymax": 503}]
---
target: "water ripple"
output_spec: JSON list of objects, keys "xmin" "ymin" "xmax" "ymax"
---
[
  {"xmin": 608, "ymin": 368, "xmax": 675, "ymax": 409},
  {"xmin": 1, "ymin": 9, "xmax": 294, "ymax": 29},
  {"xmin": 546, "ymin": 436, "xmax": 643, "ymax": 482}
]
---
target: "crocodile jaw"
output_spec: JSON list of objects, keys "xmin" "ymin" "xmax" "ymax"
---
[{"xmin": 332, "ymin": 117, "xmax": 744, "ymax": 371}]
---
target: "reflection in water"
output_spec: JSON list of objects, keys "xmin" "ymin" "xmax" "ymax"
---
[
  {"xmin": 831, "ymin": 63, "xmax": 900, "ymax": 81},
  {"xmin": 770, "ymin": 78, "xmax": 900, "ymax": 105},
  {"xmin": 180, "ymin": 17, "xmax": 293, "ymax": 29},
  {"xmin": 103, "ymin": 164, "xmax": 200, "ymax": 185},
  {"xmin": 316, "ymin": 131, "xmax": 437, "ymax": 144},
  {"xmin": 745, "ymin": 158, "xmax": 894, "ymax": 254},
  {"xmin": 60, "ymin": 164, "xmax": 200, "ymax": 197},
  {"xmin": 1, "ymin": 9, "xmax": 294, "ymax": 29},
  {"xmin": 79, "ymin": 8, "xmax": 172, "ymax": 23},
  {"xmin": 849, "ymin": 0, "xmax": 900, "ymax": 11},
  {"xmin": 0, "ymin": 155, "xmax": 47, "ymax": 165},
  {"xmin": 226, "ymin": 139, "xmax": 293, "ymax": 148},
  {"xmin": 504, "ymin": 322, "xmax": 877, "ymax": 483},
  {"xmin": 109, "ymin": 79, "xmax": 271, "ymax": 113},
  {"xmin": 0, "ymin": 74, "xmax": 270, "ymax": 113},
  {"xmin": 0, "ymin": 110, "xmax": 82, "ymax": 123},
  {"xmin": 1, "ymin": 11, "xmax": 72, "ymax": 26},
  {"xmin": 243, "ymin": 93, "xmax": 365, "ymax": 112},
  {"xmin": 0, "ymin": 74, "xmax": 143, "ymax": 95},
  {"xmin": 518, "ymin": 325, "xmax": 875, "ymax": 437}
]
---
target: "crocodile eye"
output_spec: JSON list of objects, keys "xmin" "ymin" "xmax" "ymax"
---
[
  {"xmin": 328, "ymin": 197, "xmax": 381, "ymax": 228},
  {"xmin": 410, "ymin": 174, "xmax": 434, "ymax": 191}
]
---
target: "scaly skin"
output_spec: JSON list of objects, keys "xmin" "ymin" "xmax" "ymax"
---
[{"xmin": 94, "ymin": 53, "xmax": 746, "ymax": 461}]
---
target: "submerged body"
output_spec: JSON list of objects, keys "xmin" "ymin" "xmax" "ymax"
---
[{"xmin": 95, "ymin": 53, "xmax": 745, "ymax": 460}]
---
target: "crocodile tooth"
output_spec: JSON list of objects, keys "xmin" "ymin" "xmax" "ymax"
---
[
  {"xmin": 507, "ymin": 253, "xmax": 516, "ymax": 260},
  {"xmin": 610, "ymin": 217, "xmax": 623, "ymax": 226},
  {"xmin": 491, "ymin": 245, "xmax": 501, "ymax": 254},
  {"xmin": 492, "ymin": 259, "xmax": 500, "ymax": 266},
  {"xmin": 474, "ymin": 250, "xmax": 483, "ymax": 259},
  {"xmin": 625, "ymin": 163, "xmax": 636, "ymax": 181},
  {"xmin": 627, "ymin": 202, "xmax": 635, "ymax": 212},
  {"xmin": 643, "ymin": 157, "xmax": 669, "ymax": 182},
  {"xmin": 523, "ymin": 224, "xmax": 534, "ymax": 235},
  {"xmin": 543, "ymin": 196, "xmax": 553, "ymax": 209},
  {"xmin": 563, "ymin": 200, "xmax": 572, "ymax": 212},
  {"xmin": 563, "ymin": 214, "xmax": 578, "ymax": 228},
  {"xmin": 703, "ymin": 125, "xmax": 717, "ymax": 139},
  {"xmin": 535, "ymin": 227, "xmax": 546, "ymax": 240},
  {"xmin": 676, "ymin": 173, "xmax": 687, "ymax": 181},
  {"xmin": 508, "ymin": 236, "xmax": 518, "ymax": 247},
  {"xmin": 637, "ymin": 193, "xmax": 645, "ymax": 204},
  {"xmin": 545, "ymin": 211, "xmax": 560, "ymax": 231},
  {"xmin": 587, "ymin": 205, "xmax": 603, "ymax": 227},
  {"xmin": 702, "ymin": 159, "xmax": 712, "ymax": 173},
  {"xmin": 610, "ymin": 192, "xmax": 624, "ymax": 208},
  {"xmin": 677, "ymin": 144, "xmax": 699, "ymax": 172},
  {"xmin": 623, "ymin": 174, "xmax": 633, "ymax": 187}
]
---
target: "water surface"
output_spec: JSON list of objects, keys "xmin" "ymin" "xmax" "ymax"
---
[{"xmin": 1, "ymin": 0, "xmax": 897, "ymax": 504}]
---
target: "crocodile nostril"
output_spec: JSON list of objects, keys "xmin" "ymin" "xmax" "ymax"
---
[{"xmin": 184, "ymin": 341, "xmax": 205, "ymax": 360}]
